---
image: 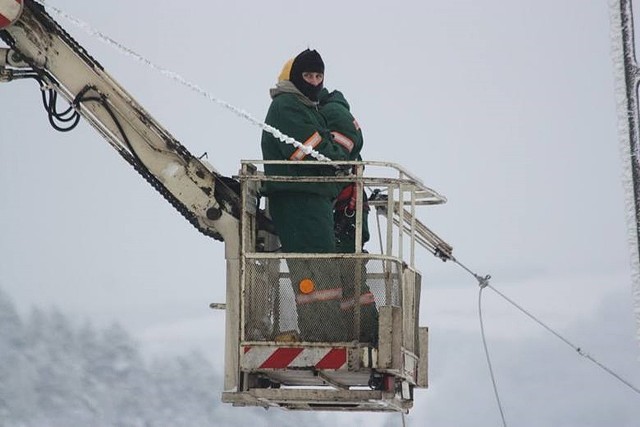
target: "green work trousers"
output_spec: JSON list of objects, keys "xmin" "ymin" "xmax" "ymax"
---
[
  {"xmin": 334, "ymin": 201, "xmax": 378, "ymax": 344},
  {"xmin": 268, "ymin": 193, "xmax": 348, "ymax": 341}
]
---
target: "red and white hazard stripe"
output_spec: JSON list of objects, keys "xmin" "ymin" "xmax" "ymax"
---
[
  {"xmin": 340, "ymin": 291, "xmax": 376, "ymax": 310},
  {"xmin": 331, "ymin": 131, "xmax": 354, "ymax": 153},
  {"xmin": 0, "ymin": 0, "xmax": 23, "ymax": 30},
  {"xmin": 242, "ymin": 346, "xmax": 348, "ymax": 370},
  {"xmin": 295, "ymin": 287, "xmax": 342, "ymax": 305},
  {"xmin": 289, "ymin": 131, "xmax": 322, "ymax": 160}
]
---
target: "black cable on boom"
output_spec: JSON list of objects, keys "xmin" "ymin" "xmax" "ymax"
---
[
  {"xmin": 32, "ymin": 77, "xmax": 82, "ymax": 132},
  {"xmin": 71, "ymin": 84, "xmax": 140, "ymax": 163},
  {"xmin": 7, "ymin": 71, "xmax": 79, "ymax": 132},
  {"xmin": 42, "ymin": 87, "xmax": 81, "ymax": 131}
]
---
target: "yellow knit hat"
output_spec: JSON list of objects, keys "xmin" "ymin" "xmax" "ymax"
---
[{"xmin": 278, "ymin": 58, "xmax": 294, "ymax": 82}]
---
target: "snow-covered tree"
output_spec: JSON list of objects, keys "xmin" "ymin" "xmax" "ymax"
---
[
  {"xmin": 0, "ymin": 288, "xmax": 324, "ymax": 427},
  {"xmin": 0, "ymin": 289, "xmax": 34, "ymax": 425}
]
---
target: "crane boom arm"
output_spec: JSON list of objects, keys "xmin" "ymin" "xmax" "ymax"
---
[{"xmin": 1, "ymin": 0, "xmax": 248, "ymax": 242}]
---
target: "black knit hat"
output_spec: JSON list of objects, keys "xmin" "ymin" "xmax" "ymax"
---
[
  {"xmin": 291, "ymin": 49, "xmax": 325, "ymax": 75},
  {"xmin": 290, "ymin": 49, "xmax": 325, "ymax": 101}
]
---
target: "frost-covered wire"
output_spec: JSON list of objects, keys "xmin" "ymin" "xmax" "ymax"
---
[{"xmin": 33, "ymin": 0, "xmax": 331, "ymax": 162}]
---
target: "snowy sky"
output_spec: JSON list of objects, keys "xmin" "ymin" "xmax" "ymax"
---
[{"xmin": 1, "ymin": 0, "xmax": 640, "ymax": 426}]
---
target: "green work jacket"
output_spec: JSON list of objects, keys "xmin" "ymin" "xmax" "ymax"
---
[
  {"xmin": 261, "ymin": 81, "xmax": 349, "ymax": 197},
  {"xmin": 318, "ymin": 88, "xmax": 364, "ymax": 161}
]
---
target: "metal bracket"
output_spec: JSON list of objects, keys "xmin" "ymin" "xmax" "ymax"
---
[{"xmin": 0, "ymin": 47, "xmax": 29, "ymax": 68}]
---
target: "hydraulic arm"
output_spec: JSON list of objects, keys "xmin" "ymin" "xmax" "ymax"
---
[{"xmin": 0, "ymin": 0, "xmax": 249, "ymax": 242}]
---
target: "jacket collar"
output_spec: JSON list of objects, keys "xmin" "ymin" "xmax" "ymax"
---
[{"xmin": 270, "ymin": 81, "xmax": 319, "ymax": 108}]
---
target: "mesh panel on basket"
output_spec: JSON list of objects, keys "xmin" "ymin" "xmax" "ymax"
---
[{"xmin": 243, "ymin": 257, "xmax": 402, "ymax": 343}]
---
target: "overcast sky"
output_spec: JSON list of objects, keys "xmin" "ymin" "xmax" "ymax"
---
[{"xmin": 1, "ymin": 0, "xmax": 640, "ymax": 426}]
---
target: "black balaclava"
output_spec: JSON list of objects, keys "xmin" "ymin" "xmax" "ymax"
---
[{"xmin": 289, "ymin": 49, "xmax": 325, "ymax": 102}]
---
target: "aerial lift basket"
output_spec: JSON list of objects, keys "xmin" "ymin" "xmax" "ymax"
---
[{"xmin": 221, "ymin": 161, "xmax": 445, "ymax": 412}]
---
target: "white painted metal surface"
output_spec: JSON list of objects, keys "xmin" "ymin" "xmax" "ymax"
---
[{"xmin": 0, "ymin": 0, "xmax": 22, "ymax": 30}]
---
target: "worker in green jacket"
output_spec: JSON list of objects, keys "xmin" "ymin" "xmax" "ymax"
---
[
  {"xmin": 318, "ymin": 88, "xmax": 369, "ymax": 251},
  {"xmin": 261, "ymin": 49, "xmax": 351, "ymax": 342},
  {"xmin": 319, "ymin": 88, "xmax": 378, "ymax": 344}
]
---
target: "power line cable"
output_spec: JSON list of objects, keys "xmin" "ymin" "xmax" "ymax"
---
[
  {"xmin": 454, "ymin": 257, "xmax": 640, "ymax": 397},
  {"xmin": 486, "ymin": 282, "xmax": 640, "ymax": 395},
  {"xmin": 478, "ymin": 285, "xmax": 508, "ymax": 427}
]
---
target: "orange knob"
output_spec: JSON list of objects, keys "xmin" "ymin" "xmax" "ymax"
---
[{"xmin": 299, "ymin": 278, "xmax": 315, "ymax": 294}]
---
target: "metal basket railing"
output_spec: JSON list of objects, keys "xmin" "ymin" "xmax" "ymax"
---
[{"xmin": 237, "ymin": 161, "xmax": 439, "ymax": 346}]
